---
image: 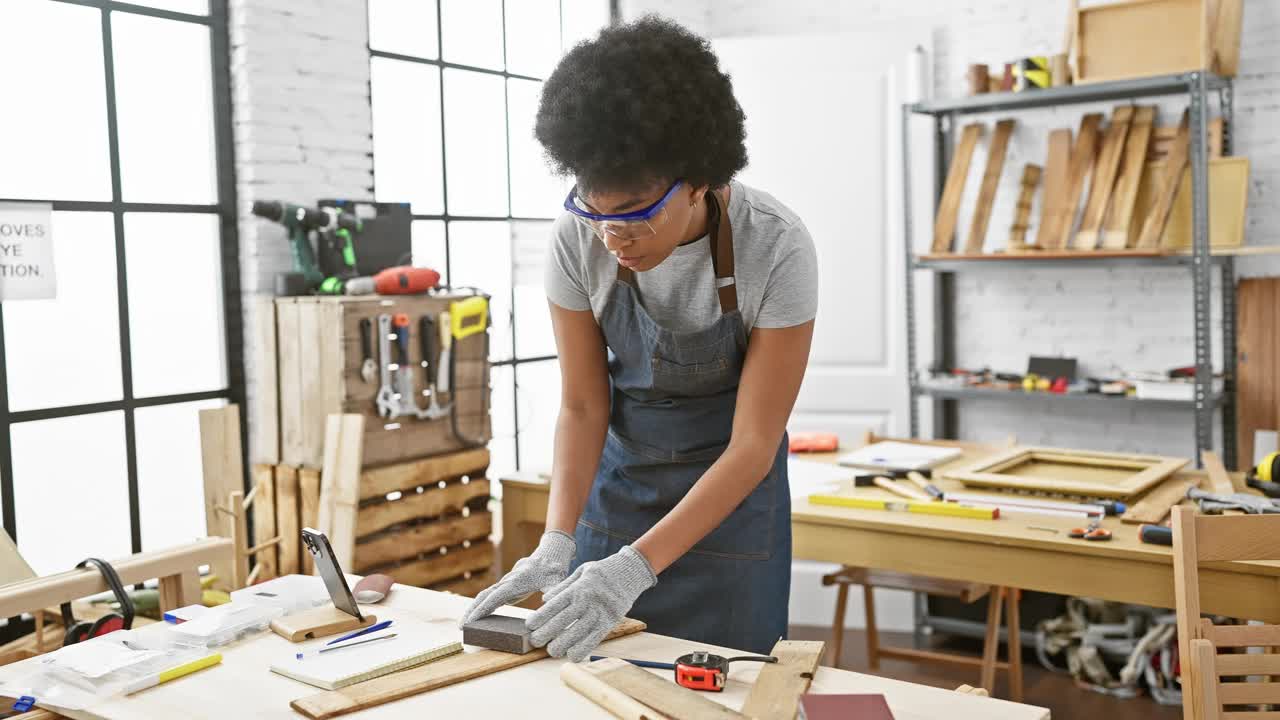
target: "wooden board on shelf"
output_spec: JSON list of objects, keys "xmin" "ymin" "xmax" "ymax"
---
[
  {"xmin": 1055, "ymin": 113, "xmax": 1103, "ymax": 249},
  {"xmin": 1074, "ymin": 0, "xmax": 1208, "ymax": 84},
  {"xmin": 1007, "ymin": 164, "xmax": 1041, "ymax": 250},
  {"xmin": 1034, "ymin": 129, "xmax": 1072, "ymax": 250},
  {"xmin": 1236, "ymin": 278, "xmax": 1280, "ymax": 469},
  {"xmin": 1149, "ymin": 117, "xmax": 1221, "ymax": 162},
  {"xmin": 943, "ymin": 446, "xmax": 1189, "ymax": 499},
  {"xmin": 1214, "ymin": 0, "xmax": 1244, "ymax": 77},
  {"xmin": 964, "ymin": 119, "xmax": 1016, "ymax": 254},
  {"xmin": 1131, "ymin": 156, "xmax": 1249, "ymax": 250},
  {"xmin": 932, "ymin": 123, "xmax": 984, "ymax": 254},
  {"xmin": 1074, "ymin": 106, "xmax": 1134, "ymax": 249},
  {"xmin": 1102, "ymin": 105, "xmax": 1156, "ymax": 249},
  {"xmin": 1136, "ymin": 110, "xmax": 1190, "ymax": 249}
]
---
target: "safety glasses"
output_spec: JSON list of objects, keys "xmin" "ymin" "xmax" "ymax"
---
[{"xmin": 563, "ymin": 180, "xmax": 684, "ymax": 241}]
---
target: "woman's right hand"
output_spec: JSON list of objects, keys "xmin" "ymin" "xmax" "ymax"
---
[{"xmin": 458, "ymin": 530, "xmax": 577, "ymax": 626}]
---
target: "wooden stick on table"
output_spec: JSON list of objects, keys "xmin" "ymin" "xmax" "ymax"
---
[
  {"xmin": 932, "ymin": 123, "xmax": 985, "ymax": 254},
  {"xmin": 561, "ymin": 662, "xmax": 672, "ymax": 720},
  {"xmin": 741, "ymin": 640, "xmax": 825, "ymax": 720}
]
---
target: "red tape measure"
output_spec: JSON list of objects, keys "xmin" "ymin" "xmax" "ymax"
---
[{"xmin": 673, "ymin": 652, "xmax": 777, "ymax": 692}]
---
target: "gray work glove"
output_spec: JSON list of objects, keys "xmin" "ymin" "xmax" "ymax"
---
[
  {"xmin": 526, "ymin": 545, "xmax": 657, "ymax": 662},
  {"xmin": 459, "ymin": 531, "xmax": 576, "ymax": 626}
]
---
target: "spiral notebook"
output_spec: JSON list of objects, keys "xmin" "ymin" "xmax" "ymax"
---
[{"xmin": 270, "ymin": 621, "xmax": 463, "ymax": 690}]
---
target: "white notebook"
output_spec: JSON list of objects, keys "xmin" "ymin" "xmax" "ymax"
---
[
  {"xmin": 837, "ymin": 441, "xmax": 962, "ymax": 471},
  {"xmin": 270, "ymin": 621, "xmax": 463, "ymax": 690}
]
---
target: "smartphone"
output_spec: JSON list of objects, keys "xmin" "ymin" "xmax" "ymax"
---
[{"xmin": 301, "ymin": 528, "xmax": 363, "ymax": 620}]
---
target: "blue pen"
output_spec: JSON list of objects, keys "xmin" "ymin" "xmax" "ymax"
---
[
  {"xmin": 589, "ymin": 655, "xmax": 676, "ymax": 670},
  {"xmin": 326, "ymin": 620, "xmax": 393, "ymax": 646}
]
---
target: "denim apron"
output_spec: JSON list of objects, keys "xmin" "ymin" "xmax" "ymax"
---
[{"xmin": 573, "ymin": 188, "xmax": 792, "ymax": 654}]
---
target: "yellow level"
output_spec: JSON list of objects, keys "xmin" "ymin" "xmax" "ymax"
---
[{"xmin": 808, "ymin": 494, "xmax": 999, "ymax": 520}]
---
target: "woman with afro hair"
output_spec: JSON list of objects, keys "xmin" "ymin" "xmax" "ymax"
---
[{"xmin": 462, "ymin": 16, "xmax": 817, "ymax": 660}]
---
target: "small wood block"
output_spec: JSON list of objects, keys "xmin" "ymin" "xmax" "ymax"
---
[
  {"xmin": 587, "ymin": 658, "xmax": 746, "ymax": 720},
  {"xmin": 1201, "ymin": 449, "xmax": 1236, "ymax": 495},
  {"xmin": 271, "ymin": 604, "xmax": 376, "ymax": 643},
  {"xmin": 741, "ymin": 640, "xmax": 825, "ymax": 720},
  {"xmin": 964, "ymin": 119, "xmax": 1016, "ymax": 254},
  {"xmin": 1136, "ymin": 109, "xmax": 1190, "ymax": 249},
  {"xmin": 1008, "ymin": 163, "xmax": 1042, "ymax": 249},
  {"xmin": 462, "ymin": 614, "xmax": 532, "ymax": 654},
  {"xmin": 1034, "ymin": 129, "xmax": 1072, "ymax": 249},
  {"xmin": 1102, "ymin": 105, "xmax": 1155, "ymax": 248},
  {"xmin": 931, "ymin": 123, "xmax": 984, "ymax": 254},
  {"xmin": 1074, "ymin": 105, "xmax": 1134, "ymax": 249}
]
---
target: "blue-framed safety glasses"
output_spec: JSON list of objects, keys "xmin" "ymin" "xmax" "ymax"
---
[{"xmin": 563, "ymin": 180, "xmax": 684, "ymax": 240}]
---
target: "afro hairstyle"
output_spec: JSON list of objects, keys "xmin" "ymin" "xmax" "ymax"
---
[{"xmin": 534, "ymin": 15, "xmax": 748, "ymax": 194}]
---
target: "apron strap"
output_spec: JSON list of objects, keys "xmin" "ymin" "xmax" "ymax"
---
[{"xmin": 614, "ymin": 186, "xmax": 737, "ymax": 315}]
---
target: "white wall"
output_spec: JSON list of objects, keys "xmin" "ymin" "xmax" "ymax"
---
[{"xmin": 229, "ymin": 0, "xmax": 374, "ymax": 461}]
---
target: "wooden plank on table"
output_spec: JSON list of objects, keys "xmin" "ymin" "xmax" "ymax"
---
[
  {"xmin": 1102, "ymin": 105, "xmax": 1155, "ymax": 249},
  {"xmin": 276, "ymin": 300, "xmax": 304, "ymax": 466},
  {"xmin": 318, "ymin": 414, "xmax": 365, "ymax": 571},
  {"xmin": 359, "ymin": 448, "xmax": 491, "ymax": 501},
  {"xmin": 1052, "ymin": 113, "xmax": 1102, "ymax": 249},
  {"xmin": 354, "ymin": 512, "xmax": 492, "ymax": 571},
  {"xmin": 276, "ymin": 466, "xmax": 301, "ymax": 576},
  {"xmin": 1073, "ymin": 105, "xmax": 1133, "ymax": 249},
  {"xmin": 963, "ymin": 119, "xmax": 1015, "ymax": 254},
  {"xmin": 249, "ymin": 297, "xmax": 280, "ymax": 465},
  {"xmin": 299, "ymin": 468, "xmax": 321, "ymax": 574},
  {"xmin": 931, "ymin": 123, "xmax": 984, "ymax": 254},
  {"xmin": 561, "ymin": 661, "xmax": 673, "ymax": 720},
  {"xmin": 1034, "ymin": 129, "xmax": 1071, "ymax": 250},
  {"xmin": 741, "ymin": 640, "xmax": 825, "ymax": 720},
  {"xmin": 357, "ymin": 479, "xmax": 491, "ymax": 538},
  {"xmin": 588, "ymin": 658, "xmax": 746, "ymax": 720},
  {"xmin": 290, "ymin": 618, "xmax": 647, "ymax": 720},
  {"xmin": 1136, "ymin": 110, "xmax": 1190, "ymax": 249},
  {"xmin": 251, "ymin": 465, "xmax": 278, "ymax": 581},
  {"xmin": 1237, "ymin": 278, "xmax": 1280, "ymax": 469},
  {"xmin": 379, "ymin": 541, "xmax": 494, "ymax": 587},
  {"xmin": 1119, "ymin": 477, "xmax": 1196, "ymax": 525},
  {"xmin": 1007, "ymin": 164, "xmax": 1041, "ymax": 250}
]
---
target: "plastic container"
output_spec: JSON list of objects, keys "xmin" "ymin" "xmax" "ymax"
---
[
  {"xmin": 165, "ymin": 602, "xmax": 283, "ymax": 648},
  {"xmin": 230, "ymin": 574, "xmax": 330, "ymax": 615}
]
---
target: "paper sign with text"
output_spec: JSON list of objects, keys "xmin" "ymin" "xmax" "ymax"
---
[{"xmin": 0, "ymin": 203, "xmax": 56, "ymax": 300}]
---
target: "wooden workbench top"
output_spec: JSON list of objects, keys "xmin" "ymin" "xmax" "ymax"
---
[{"xmin": 41, "ymin": 582, "xmax": 1046, "ymax": 720}]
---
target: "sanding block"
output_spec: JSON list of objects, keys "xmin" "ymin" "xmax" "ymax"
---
[{"xmin": 462, "ymin": 614, "xmax": 533, "ymax": 654}]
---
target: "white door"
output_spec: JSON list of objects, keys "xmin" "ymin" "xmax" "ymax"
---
[
  {"xmin": 714, "ymin": 31, "xmax": 932, "ymax": 444},
  {"xmin": 714, "ymin": 31, "xmax": 934, "ymax": 631}
]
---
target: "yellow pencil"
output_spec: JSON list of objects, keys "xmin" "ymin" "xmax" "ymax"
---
[
  {"xmin": 123, "ymin": 653, "xmax": 222, "ymax": 695},
  {"xmin": 808, "ymin": 494, "xmax": 999, "ymax": 520}
]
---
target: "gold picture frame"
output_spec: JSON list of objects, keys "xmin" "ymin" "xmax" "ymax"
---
[{"xmin": 944, "ymin": 446, "xmax": 1189, "ymax": 499}]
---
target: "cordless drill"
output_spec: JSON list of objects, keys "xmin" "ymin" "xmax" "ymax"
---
[{"xmin": 251, "ymin": 200, "xmax": 363, "ymax": 295}]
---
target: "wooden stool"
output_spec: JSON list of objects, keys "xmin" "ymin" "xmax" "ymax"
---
[{"xmin": 822, "ymin": 567, "xmax": 1023, "ymax": 701}]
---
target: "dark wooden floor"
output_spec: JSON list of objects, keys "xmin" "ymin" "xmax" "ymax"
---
[{"xmin": 788, "ymin": 625, "xmax": 1182, "ymax": 720}]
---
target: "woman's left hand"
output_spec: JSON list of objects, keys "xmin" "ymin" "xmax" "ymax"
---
[{"xmin": 526, "ymin": 545, "xmax": 657, "ymax": 662}]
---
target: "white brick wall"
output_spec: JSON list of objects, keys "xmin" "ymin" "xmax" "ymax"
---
[
  {"xmin": 626, "ymin": 0, "xmax": 1280, "ymax": 458},
  {"xmin": 229, "ymin": 0, "xmax": 374, "ymax": 460}
]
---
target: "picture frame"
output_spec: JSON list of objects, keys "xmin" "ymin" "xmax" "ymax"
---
[{"xmin": 944, "ymin": 446, "xmax": 1189, "ymax": 499}]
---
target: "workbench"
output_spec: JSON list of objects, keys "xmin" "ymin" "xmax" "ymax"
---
[
  {"xmin": 500, "ymin": 438, "xmax": 1280, "ymax": 625},
  {"xmin": 34, "ymin": 581, "xmax": 1046, "ymax": 719}
]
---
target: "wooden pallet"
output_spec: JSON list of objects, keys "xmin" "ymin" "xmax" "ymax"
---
[
  {"xmin": 353, "ymin": 449, "xmax": 494, "ymax": 592},
  {"xmin": 266, "ymin": 295, "xmax": 492, "ymax": 469}
]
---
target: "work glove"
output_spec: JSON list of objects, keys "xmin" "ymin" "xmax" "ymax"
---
[
  {"xmin": 459, "ymin": 530, "xmax": 576, "ymax": 626},
  {"xmin": 527, "ymin": 545, "xmax": 657, "ymax": 662}
]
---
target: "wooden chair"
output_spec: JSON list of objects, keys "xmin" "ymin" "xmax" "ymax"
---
[
  {"xmin": 1172, "ymin": 505, "xmax": 1280, "ymax": 719},
  {"xmin": 823, "ymin": 567, "xmax": 1023, "ymax": 701}
]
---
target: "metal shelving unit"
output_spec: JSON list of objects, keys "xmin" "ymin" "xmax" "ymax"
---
[
  {"xmin": 902, "ymin": 71, "xmax": 1236, "ymax": 466},
  {"xmin": 918, "ymin": 385, "xmax": 1224, "ymax": 410}
]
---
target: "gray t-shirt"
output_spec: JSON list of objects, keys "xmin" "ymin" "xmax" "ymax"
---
[{"xmin": 545, "ymin": 180, "xmax": 818, "ymax": 334}]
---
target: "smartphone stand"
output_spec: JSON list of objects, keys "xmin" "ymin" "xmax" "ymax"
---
[{"xmin": 270, "ymin": 604, "xmax": 377, "ymax": 642}]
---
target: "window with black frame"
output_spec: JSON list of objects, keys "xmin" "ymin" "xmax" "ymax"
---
[
  {"xmin": 366, "ymin": 0, "xmax": 611, "ymax": 481},
  {"xmin": 0, "ymin": 0, "xmax": 240, "ymax": 575}
]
